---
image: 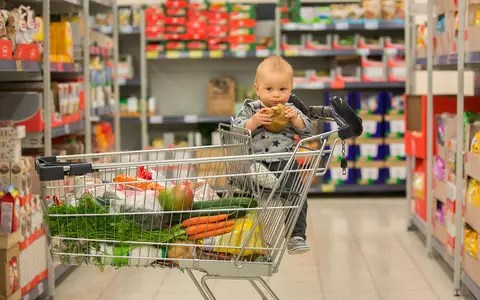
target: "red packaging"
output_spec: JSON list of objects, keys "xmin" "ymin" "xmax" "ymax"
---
[
  {"xmin": 208, "ymin": 43, "xmax": 229, "ymax": 51},
  {"xmin": 0, "ymin": 40, "xmax": 12, "ymax": 60},
  {"xmin": 190, "ymin": 32, "xmax": 207, "ymax": 40},
  {"xmin": 0, "ymin": 193, "xmax": 19, "ymax": 234},
  {"xmin": 229, "ymin": 19, "xmax": 256, "ymax": 28},
  {"xmin": 166, "ymin": 25, "xmax": 186, "ymax": 33},
  {"xmin": 164, "ymin": 17, "xmax": 187, "ymax": 25},
  {"xmin": 164, "ymin": 33, "xmax": 189, "ymax": 40},
  {"xmin": 208, "ymin": 37, "xmax": 228, "ymax": 45},
  {"xmin": 13, "ymin": 44, "xmax": 40, "ymax": 61},
  {"xmin": 228, "ymin": 35, "xmax": 256, "ymax": 44},
  {"xmin": 166, "ymin": 8, "xmax": 186, "ymax": 16},
  {"xmin": 147, "ymin": 44, "xmax": 165, "ymax": 52},
  {"xmin": 187, "ymin": 41, "xmax": 207, "ymax": 50},
  {"xmin": 145, "ymin": 7, "xmax": 164, "ymax": 26},
  {"xmin": 208, "ymin": 25, "xmax": 229, "ymax": 33},
  {"xmin": 186, "ymin": 21, "xmax": 208, "ymax": 30},
  {"xmin": 209, "ymin": 31, "xmax": 229, "ymax": 38},
  {"xmin": 188, "ymin": 3, "xmax": 208, "ymax": 10},
  {"xmin": 209, "ymin": 4, "xmax": 229, "ymax": 12},
  {"xmin": 208, "ymin": 12, "xmax": 229, "ymax": 20},
  {"xmin": 208, "ymin": 18, "xmax": 228, "ymax": 26},
  {"xmin": 166, "ymin": 41, "xmax": 186, "ymax": 50},
  {"xmin": 164, "ymin": 1, "xmax": 187, "ymax": 9},
  {"xmin": 145, "ymin": 26, "xmax": 164, "ymax": 40}
]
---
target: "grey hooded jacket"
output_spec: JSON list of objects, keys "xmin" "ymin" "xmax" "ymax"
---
[{"xmin": 233, "ymin": 99, "xmax": 314, "ymax": 159}]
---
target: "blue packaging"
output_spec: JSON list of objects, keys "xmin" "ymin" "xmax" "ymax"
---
[
  {"xmin": 359, "ymin": 116, "xmax": 384, "ymax": 138},
  {"xmin": 355, "ymin": 139, "xmax": 385, "ymax": 161},
  {"xmin": 355, "ymin": 165, "xmax": 388, "ymax": 185},
  {"xmin": 324, "ymin": 167, "xmax": 356, "ymax": 185},
  {"xmin": 355, "ymin": 92, "xmax": 386, "ymax": 115},
  {"xmin": 384, "ymin": 139, "xmax": 406, "ymax": 161},
  {"xmin": 324, "ymin": 91, "xmax": 356, "ymax": 107},
  {"xmin": 384, "ymin": 162, "xmax": 407, "ymax": 184},
  {"xmin": 385, "ymin": 93, "xmax": 404, "ymax": 115},
  {"xmin": 325, "ymin": 142, "xmax": 356, "ymax": 162},
  {"xmin": 384, "ymin": 116, "xmax": 405, "ymax": 138}
]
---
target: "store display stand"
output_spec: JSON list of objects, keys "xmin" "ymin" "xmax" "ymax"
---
[{"xmin": 405, "ymin": 0, "xmax": 480, "ymax": 297}]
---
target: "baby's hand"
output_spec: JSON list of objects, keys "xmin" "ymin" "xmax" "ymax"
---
[
  {"xmin": 251, "ymin": 108, "xmax": 271, "ymax": 128},
  {"xmin": 284, "ymin": 106, "xmax": 298, "ymax": 120}
]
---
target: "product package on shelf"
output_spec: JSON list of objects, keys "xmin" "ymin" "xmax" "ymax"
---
[
  {"xmin": 355, "ymin": 161, "xmax": 387, "ymax": 185},
  {"xmin": 207, "ymin": 76, "xmax": 235, "ymax": 116},
  {"xmin": 0, "ymin": 230, "xmax": 21, "ymax": 300},
  {"xmin": 324, "ymin": 162, "xmax": 356, "ymax": 185},
  {"xmin": 384, "ymin": 160, "xmax": 406, "ymax": 184}
]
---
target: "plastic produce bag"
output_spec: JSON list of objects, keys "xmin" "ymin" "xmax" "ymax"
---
[{"xmin": 188, "ymin": 180, "xmax": 220, "ymax": 202}]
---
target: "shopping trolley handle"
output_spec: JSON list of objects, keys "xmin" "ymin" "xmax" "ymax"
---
[
  {"xmin": 35, "ymin": 156, "xmax": 93, "ymax": 181},
  {"xmin": 316, "ymin": 96, "xmax": 363, "ymax": 140}
]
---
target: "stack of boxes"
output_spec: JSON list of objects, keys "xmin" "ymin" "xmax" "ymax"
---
[
  {"xmin": 207, "ymin": 2, "xmax": 230, "ymax": 51},
  {"xmin": 323, "ymin": 92, "xmax": 406, "ymax": 187},
  {"xmin": 228, "ymin": 4, "xmax": 256, "ymax": 52},
  {"xmin": 0, "ymin": 125, "xmax": 47, "ymax": 298}
]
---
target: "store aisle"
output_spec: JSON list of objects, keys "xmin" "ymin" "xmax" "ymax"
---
[{"xmin": 53, "ymin": 199, "xmax": 472, "ymax": 300}]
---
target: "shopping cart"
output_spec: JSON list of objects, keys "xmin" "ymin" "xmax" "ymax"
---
[{"xmin": 35, "ymin": 113, "xmax": 354, "ymax": 300}]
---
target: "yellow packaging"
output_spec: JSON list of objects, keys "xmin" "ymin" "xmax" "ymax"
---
[
  {"xmin": 54, "ymin": 21, "xmax": 73, "ymax": 62},
  {"xmin": 34, "ymin": 17, "xmax": 43, "ymax": 41},
  {"xmin": 199, "ymin": 211, "xmax": 266, "ymax": 256},
  {"xmin": 49, "ymin": 22, "xmax": 57, "ymax": 58}
]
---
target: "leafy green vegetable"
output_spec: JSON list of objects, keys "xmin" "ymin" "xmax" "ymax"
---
[{"xmin": 46, "ymin": 193, "xmax": 187, "ymax": 270}]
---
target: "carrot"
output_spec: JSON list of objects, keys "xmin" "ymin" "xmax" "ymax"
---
[
  {"xmin": 181, "ymin": 214, "xmax": 229, "ymax": 228},
  {"xmin": 187, "ymin": 225, "xmax": 234, "ymax": 241},
  {"xmin": 185, "ymin": 220, "xmax": 235, "ymax": 236}
]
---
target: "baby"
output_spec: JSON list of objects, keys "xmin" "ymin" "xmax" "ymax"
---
[{"xmin": 233, "ymin": 56, "xmax": 314, "ymax": 255}]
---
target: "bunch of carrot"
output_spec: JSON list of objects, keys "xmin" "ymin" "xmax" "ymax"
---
[{"xmin": 182, "ymin": 214, "xmax": 235, "ymax": 241}]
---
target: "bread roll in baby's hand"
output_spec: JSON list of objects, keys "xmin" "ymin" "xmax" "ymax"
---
[{"xmin": 264, "ymin": 104, "xmax": 289, "ymax": 132}]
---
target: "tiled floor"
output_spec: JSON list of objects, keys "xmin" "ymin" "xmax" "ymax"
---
[{"xmin": 53, "ymin": 198, "xmax": 473, "ymax": 300}]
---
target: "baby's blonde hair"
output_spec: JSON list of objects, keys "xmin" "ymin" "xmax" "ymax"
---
[{"xmin": 255, "ymin": 55, "xmax": 293, "ymax": 84}]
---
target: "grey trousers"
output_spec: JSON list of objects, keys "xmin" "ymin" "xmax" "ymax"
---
[{"xmin": 264, "ymin": 160, "xmax": 308, "ymax": 241}]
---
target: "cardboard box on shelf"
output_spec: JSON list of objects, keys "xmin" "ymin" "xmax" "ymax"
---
[
  {"xmin": 464, "ymin": 251, "xmax": 480, "ymax": 288},
  {"xmin": 384, "ymin": 115, "xmax": 405, "ymax": 138},
  {"xmin": 358, "ymin": 115, "xmax": 383, "ymax": 138},
  {"xmin": 435, "ymin": 113, "xmax": 456, "ymax": 160},
  {"xmin": 207, "ymin": 76, "xmax": 235, "ymax": 116},
  {"xmin": 384, "ymin": 160, "xmax": 406, "ymax": 184},
  {"xmin": 465, "ymin": 123, "xmax": 480, "ymax": 181},
  {"xmin": 355, "ymin": 138, "xmax": 384, "ymax": 161},
  {"xmin": 433, "ymin": 200, "xmax": 448, "ymax": 245},
  {"xmin": 324, "ymin": 162, "xmax": 356, "ymax": 185},
  {"xmin": 434, "ymin": 178, "xmax": 447, "ymax": 203},
  {"xmin": 355, "ymin": 161, "xmax": 387, "ymax": 185},
  {"xmin": 384, "ymin": 138, "xmax": 406, "ymax": 161},
  {"xmin": 0, "ymin": 233, "xmax": 20, "ymax": 299}
]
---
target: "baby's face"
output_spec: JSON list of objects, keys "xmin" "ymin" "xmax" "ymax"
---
[{"xmin": 255, "ymin": 72, "xmax": 292, "ymax": 108}]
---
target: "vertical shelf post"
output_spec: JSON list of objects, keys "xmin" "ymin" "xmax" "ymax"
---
[
  {"xmin": 140, "ymin": 8, "xmax": 148, "ymax": 149},
  {"xmin": 405, "ymin": 0, "xmax": 413, "ymax": 229},
  {"xmin": 113, "ymin": 0, "xmax": 121, "ymax": 151},
  {"xmin": 274, "ymin": 6, "xmax": 281, "ymax": 56},
  {"xmin": 454, "ymin": 0, "xmax": 466, "ymax": 293},
  {"xmin": 84, "ymin": 0, "xmax": 92, "ymax": 153},
  {"xmin": 425, "ymin": 0, "xmax": 434, "ymax": 254},
  {"xmin": 43, "ymin": 0, "xmax": 52, "ymax": 156}
]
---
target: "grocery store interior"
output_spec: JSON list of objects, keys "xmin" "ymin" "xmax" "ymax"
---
[{"xmin": 0, "ymin": 0, "xmax": 478, "ymax": 299}]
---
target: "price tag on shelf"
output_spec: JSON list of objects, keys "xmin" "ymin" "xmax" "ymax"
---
[
  {"xmin": 150, "ymin": 115, "xmax": 163, "ymax": 124},
  {"xmin": 309, "ymin": 82, "xmax": 326, "ymax": 89},
  {"xmin": 385, "ymin": 48, "xmax": 398, "ymax": 56},
  {"xmin": 209, "ymin": 50, "xmax": 223, "ymax": 59},
  {"xmin": 312, "ymin": 23, "xmax": 327, "ymax": 30},
  {"xmin": 299, "ymin": 50, "xmax": 316, "ymax": 57},
  {"xmin": 184, "ymin": 115, "xmax": 198, "ymax": 123},
  {"xmin": 256, "ymin": 49, "xmax": 270, "ymax": 57},
  {"xmin": 233, "ymin": 51, "xmax": 247, "ymax": 58},
  {"xmin": 321, "ymin": 184, "xmax": 335, "ymax": 192},
  {"xmin": 166, "ymin": 51, "xmax": 180, "ymax": 59},
  {"xmin": 64, "ymin": 123, "xmax": 70, "ymax": 134},
  {"xmin": 118, "ymin": 78, "xmax": 126, "ymax": 85},
  {"xmin": 356, "ymin": 49, "xmax": 370, "ymax": 56},
  {"xmin": 146, "ymin": 52, "xmax": 158, "ymax": 59},
  {"xmin": 189, "ymin": 50, "xmax": 203, "ymax": 59},
  {"xmin": 283, "ymin": 23, "xmax": 297, "ymax": 30},
  {"xmin": 364, "ymin": 20, "xmax": 379, "ymax": 30},
  {"xmin": 297, "ymin": 23, "xmax": 311, "ymax": 30},
  {"xmin": 120, "ymin": 25, "xmax": 133, "ymax": 34},
  {"xmin": 284, "ymin": 49, "xmax": 298, "ymax": 57},
  {"xmin": 16, "ymin": 60, "xmax": 22, "ymax": 71},
  {"xmin": 334, "ymin": 21, "xmax": 349, "ymax": 30}
]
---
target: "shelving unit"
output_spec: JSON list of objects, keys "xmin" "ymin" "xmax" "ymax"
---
[{"xmin": 405, "ymin": 0, "xmax": 480, "ymax": 298}]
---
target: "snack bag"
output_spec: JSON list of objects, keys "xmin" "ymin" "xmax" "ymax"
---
[{"xmin": 466, "ymin": 178, "xmax": 480, "ymax": 207}]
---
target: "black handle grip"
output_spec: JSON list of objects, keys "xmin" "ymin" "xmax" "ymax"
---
[
  {"xmin": 36, "ymin": 156, "xmax": 93, "ymax": 181},
  {"xmin": 328, "ymin": 96, "xmax": 363, "ymax": 140}
]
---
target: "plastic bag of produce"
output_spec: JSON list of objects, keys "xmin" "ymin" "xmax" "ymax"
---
[
  {"xmin": 187, "ymin": 180, "xmax": 220, "ymax": 202},
  {"xmin": 199, "ymin": 211, "xmax": 266, "ymax": 256}
]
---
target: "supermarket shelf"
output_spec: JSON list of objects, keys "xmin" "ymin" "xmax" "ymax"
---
[
  {"xmin": 283, "ymin": 48, "xmax": 404, "ymax": 57},
  {"xmin": 21, "ymin": 279, "xmax": 46, "ymax": 300},
  {"xmin": 52, "ymin": 120, "xmax": 85, "ymax": 138},
  {"xmin": 150, "ymin": 115, "xmax": 233, "ymax": 125},
  {"xmin": 118, "ymin": 77, "xmax": 141, "ymax": 86},
  {"xmin": 294, "ymin": 81, "xmax": 405, "ymax": 90},
  {"xmin": 92, "ymin": 25, "xmax": 140, "ymax": 35},
  {"xmin": 0, "ymin": 60, "xmax": 41, "ymax": 72},
  {"xmin": 147, "ymin": 50, "xmax": 273, "ymax": 60},
  {"xmin": 432, "ymin": 235, "xmax": 454, "ymax": 269},
  {"xmin": 50, "ymin": 62, "xmax": 83, "ymax": 73},
  {"xmin": 410, "ymin": 212, "xmax": 427, "ymax": 236},
  {"xmin": 310, "ymin": 184, "xmax": 406, "ymax": 193},
  {"xmin": 416, "ymin": 52, "xmax": 480, "ymax": 67},
  {"xmin": 463, "ymin": 274, "xmax": 480, "ymax": 300},
  {"xmin": 282, "ymin": 20, "xmax": 405, "ymax": 31}
]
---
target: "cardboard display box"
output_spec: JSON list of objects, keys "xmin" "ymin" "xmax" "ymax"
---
[
  {"xmin": 207, "ymin": 76, "xmax": 235, "ymax": 116},
  {"xmin": 0, "ymin": 231, "xmax": 20, "ymax": 299},
  {"xmin": 464, "ymin": 250, "xmax": 480, "ymax": 287},
  {"xmin": 433, "ymin": 200, "xmax": 448, "ymax": 245}
]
